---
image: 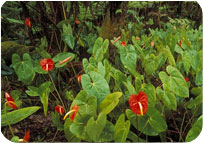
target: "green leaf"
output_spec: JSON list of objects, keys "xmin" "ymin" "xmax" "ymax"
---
[
  {"xmin": 156, "ymin": 87, "xmax": 177, "ymax": 110},
  {"xmin": 63, "ymin": 24, "xmax": 75, "ymax": 50},
  {"xmin": 126, "ymin": 109, "xmax": 158, "ymax": 136},
  {"xmin": 143, "ymin": 54, "xmax": 158, "ymax": 75},
  {"xmin": 182, "ymin": 51, "xmax": 192, "ymax": 74},
  {"xmin": 98, "ymin": 121, "xmax": 114, "ymax": 142},
  {"xmin": 39, "ymin": 81, "xmax": 51, "ymax": 117},
  {"xmin": 141, "ymin": 83, "xmax": 156, "ymax": 107},
  {"xmin": 114, "ymin": 114, "xmax": 130, "ymax": 142},
  {"xmin": 147, "ymin": 108, "xmax": 167, "ymax": 132},
  {"xmin": 81, "ymin": 71, "xmax": 110, "ymax": 104},
  {"xmin": 124, "ymin": 80, "xmax": 136, "ymax": 95},
  {"xmin": 70, "ymin": 114, "xmax": 90, "ymax": 140},
  {"xmin": 87, "ymin": 112, "xmax": 107, "ymax": 142},
  {"xmin": 11, "ymin": 136, "xmax": 20, "ymax": 142},
  {"xmin": 163, "ymin": 46, "xmax": 176, "ymax": 67},
  {"xmin": 99, "ymin": 92, "xmax": 122, "ymax": 115},
  {"xmin": 186, "ymin": 94, "xmax": 202, "ymax": 109},
  {"xmin": 191, "ymin": 50, "xmax": 200, "ymax": 72},
  {"xmin": 1, "ymin": 106, "xmax": 40, "ymax": 126},
  {"xmin": 26, "ymin": 82, "xmax": 51, "ymax": 116},
  {"xmin": 118, "ymin": 44, "xmax": 137, "ymax": 76},
  {"xmin": 159, "ymin": 65, "xmax": 189, "ymax": 97},
  {"xmin": 72, "ymin": 90, "xmax": 97, "ymax": 116},
  {"xmin": 35, "ymin": 37, "xmax": 51, "ymax": 59},
  {"xmin": 185, "ymin": 115, "xmax": 202, "ymax": 142},
  {"xmin": 26, "ymin": 86, "xmax": 40, "ymax": 97},
  {"xmin": 92, "ymin": 37, "xmax": 109, "ymax": 62},
  {"xmin": 195, "ymin": 70, "xmax": 202, "ymax": 86},
  {"xmin": 64, "ymin": 118, "xmax": 74, "ymax": 141},
  {"xmin": 52, "ymin": 52, "xmax": 75, "ymax": 68},
  {"xmin": 51, "ymin": 112, "xmax": 64, "ymax": 130},
  {"xmin": 127, "ymin": 131, "xmax": 145, "ymax": 142},
  {"xmin": 11, "ymin": 53, "xmax": 35, "ymax": 85},
  {"xmin": 104, "ymin": 59, "xmax": 111, "ymax": 83}
]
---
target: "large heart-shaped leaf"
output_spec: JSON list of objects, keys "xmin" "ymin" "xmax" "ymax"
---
[
  {"xmin": 127, "ymin": 131, "xmax": 145, "ymax": 142},
  {"xmin": 81, "ymin": 71, "xmax": 110, "ymax": 104},
  {"xmin": 141, "ymin": 83, "xmax": 156, "ymax": 108},
  {"xmin": 126, "ymin": 109, "xmax": 158, "ymax": 136},
  {"xmin": 11, "ymin": 53, "xmax": 35, "ymax": 85},
  {"xmin": 185, "ymin": 115, "xmax": 202, "ymax": 142},
  {"xmin": 143, "ymin": 54, "xmax": 158, "ymax": 75},
  {"xmin": 86, "ymin": 112, "xmax": 107, "ymax": 141},
  {"xmin": 1, "ymin": 106, "xmax": 40, "ymax": 126},
  {"xmin": 159, "ymin": 65, "xmax": 189, "ymax": 97},
  {"xmin": 71, "ymin": 90, "xmax": 97, "ymax": 116},
  {"xmin": 92, "ymin": 37, "xmax": 109, "ymax": 62},
  {"xmin": 62, "ymin": 24, "xmax": 75, "ymax": 50},
  {"xmin": 118, "ymin": 44, "xmax": 137, "ymax": 76},
  {"xmin": 98, "ymin": 121, "xmax": 114, "ymax": 142},
  {"xmin": 114, "ymin": 114, "xmax": 130, "ymax": 142},
  {"xmin": 146, "ymin": 107, "xmax": 167, "ymax": 133},
  {"xmin": 182, "ymin": 51, "xmax": 192, "ymax": 74},
  {"xmin": 156, "ymin": 87, "xmax": 177, "ymax": 110},
  {"xmin": 99, "ymin": 92, "xmax": 122, "ymax": 115}
]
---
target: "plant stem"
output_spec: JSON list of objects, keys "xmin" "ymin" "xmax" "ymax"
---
[
  {"xmin": 70, "ymin": 62, "xmax": 81, "ymax": 89},
  {"xmin": 48, "ymin": 73, "xmax": 66, "ymax": 111},
  {"xmin": 61, "ymin": 2, "xmax": 67, "ymax": 20},
  {"xmin": 4, "ymin": 103, "xmax": 14, "ymax": 137},
  {"xmin": 51, "ymin": 129, "xmax": 58, "ymax": 142}
]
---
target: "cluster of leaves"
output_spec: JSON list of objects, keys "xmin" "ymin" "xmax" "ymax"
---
[{"xmin": 1, "ymin": 2, "xmax": 202, "ymax": 142}]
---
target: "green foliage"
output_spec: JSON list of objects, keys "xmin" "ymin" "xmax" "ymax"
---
[
  {"xmin": 92, "ymin": 37, "xmax": 109, "ymax": 62},
  {"xmin": 114, "ymin": 114, "xmax": 130, "ymax": 142},
  {"xmin": 159, "ymin": 65, "xmax": 189, "ymax": 97},
  {"xmin": 26, "ymin": 81, "xmax": 51, "ymax": 116},
  {"xmin": 51, "ymin": 112, "xmax": 64, "ymax": 130},
  {"xmin": 99, "ymin": 92, "xmax": 122, "ymax": 114},
  {"xmin": 87, "ymin": 112, "xmax": 107, "ymax": 141},
  {"xmin": 52, "ymin": 52, "xmax": 75, "ymax": 68},
  {"xmin": 1, "ymin": 106, "xmax": 40, "ymax": 126},
  {"xmin": 11, "ymin": 53, "xmax": 35, "ymax": 85},
  {"xmin": 81, "ymin": 71, "xmax": 110, "ymax": 104},
  {"xmin": 62, "ymin": 24, "xmax": 75, "ymax": 50},
  {"xmin": 185, "ymin": 115, "xmax": 202, "ymax": 142}
]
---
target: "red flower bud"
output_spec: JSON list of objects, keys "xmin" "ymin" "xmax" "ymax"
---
[
  {"xmin": 120, "ymin": 41, "xmax": 126, "ymax": 47},
  {"xmin": 151, "ymin": 41, "xmax": 155, "ymax": 47},
  {"xmin": 179, "ymin": 40, "xmax": 182, "ymax": 47},
  {"xmin": 55, "ymin": 105, "xmax": 64, "ymax": 115},
  {"xmin": 75, "ymin": 18, "xmax": 80, "ymax": 24},
  {"xmin": 25, "ymin": 18, "xmax": 31, "ymax": 28},
  {"xmin": 5, "ymin": 92, "xmax": 18, "ymax": 109},
  {"xmin": 185, "ymin": 77, "xmax": 189, "ymax": 82},
  {"xmin": 23, "ymin": 130, "xmax": 30, "ymax": 142},
  {"xmin": 77, "ymin": 74, "xmax": 82, "ymax": 83}
]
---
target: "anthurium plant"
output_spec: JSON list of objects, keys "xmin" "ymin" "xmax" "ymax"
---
[{"xmin": 1, "ymin": 1, "xmax": 202, "ymax": 142}]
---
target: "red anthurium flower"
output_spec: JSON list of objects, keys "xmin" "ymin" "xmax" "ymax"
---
[
  {"xmin": 70, "ymin": 104, "xmax": 79, "ymax": 121},
  {"xmin": 59, "ymin": 56, "xmax": 71, "ymax": 65},
  {"xmin": 55, "ymin": 105, "xmax": 64, "ymax": 115},
  {"xmin": 77, "ymin": 74, "xmax": 82, "ymax": 83},
  {"xmin": 179, "ymin": 40, "xmax": 182, "ymax": 47},
  {"xmin": 63, "ymin": 104, "xmax": 79, "ymax": 121},
  {"xmin": 75, "ymin": 18, "xmax": 80, "ymax": 24},
  {"xmin": 40, "ymin": 59, "xmax": 54, "ymax": 71},
  {"xmin": 129, "ymin": 91, "xmax": 148, "ymax": 116},
  {"xmin": 151, "ymin": 41, "xmax": 155, "ymax": 47},
  {"xmin": 5, "ymin": 92, "xmax": 18, "ymax": 109},
  {"xmin": 25, "ymin": 18, "xmax": 31, "ymax": 28},
  {"xmin": 185, "ymin": 77, "xmax": 189, "ymax": 82},
  {"xmin": 23, "ymin": 130, "xmax": 30, "ymax": 142},
  {"xmin": 112, "ymin": 36, "xmax": 121, "ymax": 44},
  {"xmin": 120, "ymin": 41, "xmax": 126, "ymax": 47}
]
